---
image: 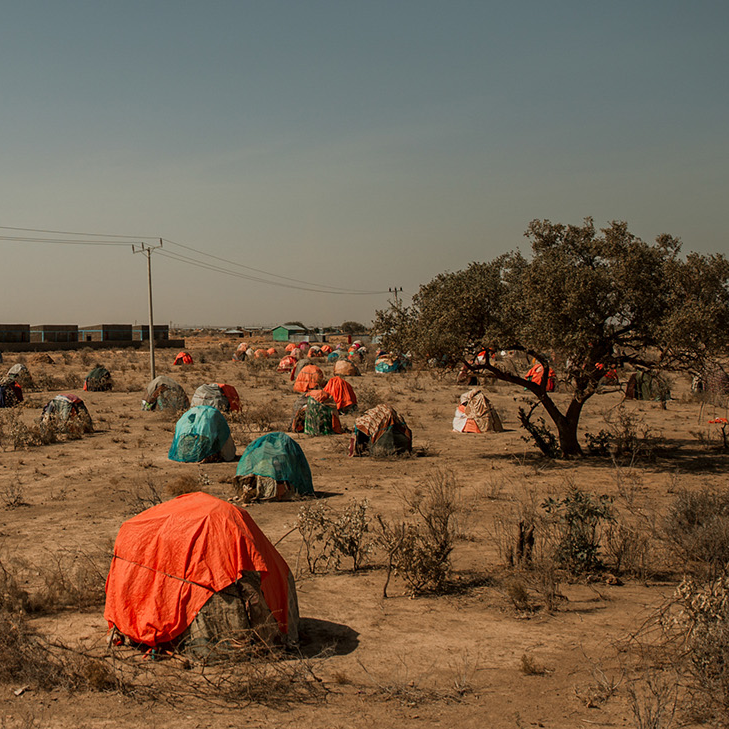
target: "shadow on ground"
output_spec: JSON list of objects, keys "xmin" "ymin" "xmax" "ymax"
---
[{"xmin": 298, "ymin": 617, "xmax": 359, "ymax": 657}]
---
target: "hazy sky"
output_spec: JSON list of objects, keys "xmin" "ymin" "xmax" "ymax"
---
[{"xmin": 1, "ymin": 2, "xmax": 727, "ymax": 328}]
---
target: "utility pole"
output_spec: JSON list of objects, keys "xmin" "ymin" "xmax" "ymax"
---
[
  {"xmin": 388, "ymin": 286, "xmax": 403, "ymax": 306},
  {"xmin": 132, "ymin": 239, "xmax": 163, "ymax": 381}
]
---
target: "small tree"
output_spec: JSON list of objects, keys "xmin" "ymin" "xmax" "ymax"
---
[
  {"xmin": 375, "ymin": 218, "xmax": 729, "ymax": 457},
  {"xmin": 341, "ymin": 321, "xmax": 368, "ymax": 335}
]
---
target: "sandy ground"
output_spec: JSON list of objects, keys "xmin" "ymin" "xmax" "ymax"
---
[{"xmin": 0, "ymin": 338, "xmax": 727, "ymax": 728}]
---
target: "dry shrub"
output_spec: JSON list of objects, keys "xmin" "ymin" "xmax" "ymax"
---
[
  {"xmin": 166, "ymin": 472, "xmax": 203, "ymax": 497},
  {"xmin": 586, "ymin": 405, "xmax": 658, "ymax": 462},
  {"xmin": 663, "ymin": 577, "xmax": 729, "ymax": 718},
  {"xmin": 356, "ymin": 384, "xmax": 381, "ymax": 412},
  {"xmin": 108, "ymin": 640, "xmax": 326, "ymax": 707},
  {"xmin": 1, "ymin": 476, "xmax": 28, "ymax": 509},
  {"xmin": 33, "ymin": 372, "xmax": 83, "ymax": 391},
  {"xmin": 573, "ymin": 662, "xmax": 623, "ymax": 708},
  {"xmin": 0, "ymin": 610, "xmax": 116, "ymax": 691},
  {"xmin": 604, "ymin": 517, "xmax": 651, "ymax": 579},
  {"xmin": 123, "ymin": 476, "xmax": 165, "ymax": 513},
  {"xmin": 519, "ymin": 653, "xmax": 548, "ymax": 676},
  {"xmin": 0, "ymin": 547, "xmax": 107, "ymax": 614},
  {"xmin": 195, "ymin": 642, "xmax": 327, "ymax": 706},
  {"xmin": 505, "ymin": 578, "xmax": 532, "ymax": 612},
  {"xmin": 356, "ymin": 651, "xmax": 476, "ymax": 705},
  {"xmin": 230, "ymin": 402, "xmax": 286, "ymax": 434},
  {"xmin": 297, "ymin": 499, "xmax": 372, "ymax": 573},
  {"xmin": 0, "ymin": 554, "xmax": 30, "ymax": 612},
  {"xmin": 663, "ymin": 488, "xmax": 729, "ymax": 578},
  {"xmin": 627, "ymin": 671, "xmax": 677, "ymax": 729},
  {"xmin": 29, "ymin": 549, "xmax": 108, "ymax": 613},
  {"xmin": 377, "ymin": 468, "xmax": 462, "ymax": 595}
]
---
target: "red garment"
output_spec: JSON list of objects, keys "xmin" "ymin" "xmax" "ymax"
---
[
  {"xmin": 277, "ymin": 355, "xmax": 297, "ymax": 373},
  {"xmin": 215, "ymin": 383, "xmax": 240, "ymax": 412},
  {"xmin": 104, "ymin": 492, "xmax": 293, "ymax": 647},
  {"xmin": 173, "ymin": 351, "xmax": 193, "ymax": 365},
  {"xmin": 525, "ymin": 363, "xmax": 556, "ymax": 391}
]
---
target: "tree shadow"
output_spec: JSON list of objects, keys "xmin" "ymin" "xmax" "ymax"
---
[
  {"xmin": 298, "ymin": 617, "xmax": 359, "ymax": 657},
  {"xmin": 478, "ymin": 439, "xmax": 729, "ymax": 475}
]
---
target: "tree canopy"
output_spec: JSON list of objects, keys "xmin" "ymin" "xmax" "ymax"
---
[
  {"xmin": 375, "ymin": 218, "xmax": 729, "ymax": 457},
  {"xmin": 341, "ymin": 321, "xmax": 369, "ymax": 335}
]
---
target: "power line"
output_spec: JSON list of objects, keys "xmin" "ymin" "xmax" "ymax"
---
[
  {"xmin": 157, "ymin": 248, "xmax": 387, "ymax": 295},
  {"xmin": 0, "ymin": 225, "xmax": 389, "ymax": 295},
  {"xmin": 161, "ymin": 237, "xmax": 376, "ymax": 293},
  {"xmin": 0, "ymin": 225, "xmax": 154, "ymax": 239},
  {"xmin": 0, "ymin": 234, "xmax": 130, "ymax": 247}
]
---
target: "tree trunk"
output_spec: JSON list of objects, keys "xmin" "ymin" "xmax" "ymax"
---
[
  {"xmin": 476, "ymin": 359, "xmax": 588, "ymax": 458},
  {"xmin": 555, "ymin": 416, "xmax": 583, "ymax": 458},
  {"xmin": 553, "ymin": 398, "xmax": 585, "ymax": 458}
]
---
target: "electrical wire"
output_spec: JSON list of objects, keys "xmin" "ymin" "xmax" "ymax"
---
[
  {"xmin": 161, "ymin": 237, "xmax": 378, "ymax": 294},
  {"xmin": 157, "ymin": 248, "xmax": 386, "ymax": 295},
  {"xmin": 0, "ymin": 225, "xmax": 153, "ymax": 239},
  {"xmin": 0, "ymin": 234, "xmax": 130, "ymax": 247},
  {"xmin": 0, "ymin": 225, "xmax": 389, "ymax": 295}
]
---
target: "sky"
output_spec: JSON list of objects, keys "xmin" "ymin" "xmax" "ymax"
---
[{"xmin": 1, "ymin": 1, "xmax": 727, "ymax": 329}]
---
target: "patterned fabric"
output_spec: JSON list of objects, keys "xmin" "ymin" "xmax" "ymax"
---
[{"xmin": 456, "ymin": 388, "xmax": 503, "ymax": 433}]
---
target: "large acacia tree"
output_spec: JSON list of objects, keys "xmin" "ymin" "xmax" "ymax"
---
[{"xmin": 375, "ymin": 218, "xmax": 729, "ymax": 457}]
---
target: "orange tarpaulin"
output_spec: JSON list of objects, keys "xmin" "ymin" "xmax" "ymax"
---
[
  {"xmin": 324, "ymin": 376, "xmax": 357, "ymax": 412},
  {"xmin": 293, "ymin": 364, "xmax": 324, "ymax": 393},
  {"xmin": 104, "ymin": 492, "xmax": 293, "ymax": 647},
  {"xmin": 173, "ymin": 351, "xmax": 193, "ymax": 365}
]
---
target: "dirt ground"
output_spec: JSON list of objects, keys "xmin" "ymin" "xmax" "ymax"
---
[{"xmin": 1, "ymin": 338, "xmax": 728, "ymax": 728}]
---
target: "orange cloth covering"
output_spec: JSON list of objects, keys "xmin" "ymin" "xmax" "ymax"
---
[
  {"xmin": 173, "ymin": 351, "xmax": 193, "ymax": 365},
  {"xmin": 254, "ymin": 349, "xmax": 269, "ymax": 358},
  {"xmin": 324, "ymin": 376, "xmax": 357, "ymax": 411},
  {"xmin": 305, "ymin": 389, "xmax": 332, "ymax": 404},
  {"xmin": 293, "ymin": 365, "xmax": 324, "ymax": 393},
  {"xmin": 104, "ymin": 492, "xmax": 293, "ymax": 647},
  {"xmin": 215, "ymin": 383, "xmax": 240, "ymax": 412},
  {"xmin": 285, "ymin": 343, "xmax": 297, "ymax": 352},
  {"xmin": 267, "ymin": 347, "xmax": 277, "ymax": 356},
  {"xmin": 320, "ymin": 344, "xmax": 333, "ymax": 354}
]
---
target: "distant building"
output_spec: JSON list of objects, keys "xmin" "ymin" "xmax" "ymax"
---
[
  {"xmin": 79, "ymin": 324, "xmax": 133, "ymax": 343},
  {"xmin": 0, "ymin": 324, "xmax": 30, "ymax": 343},
  {"xmin": 133, "ymin": 324, "xmax": 169, "ymax": 341},
  {"xmin": 271, "ymin": 324, "xmax": 307, "ymax": 342},
  {"xmin": 30, "ymin": 325, "xmax": 79, "ymax": 343}
]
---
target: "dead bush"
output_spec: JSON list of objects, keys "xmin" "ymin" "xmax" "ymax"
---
[
  {"xmin": 357, "ymin": 385, "xmax": 381, "ymax": 412},
  {"xmin": 627, "ymin": 671, "xmax": 677, "ymax": 729},
  {"xmin": 230, "ymin": 402, "xmax": 286, "ymax": 434},
  {"xmin": 663, "ymin": 488, "xmax": 729, "ymax": 578},
  {"xmin": 122, "ymin": 476, "xmax": 165, "ymax": 513},
  {"xmin": 166, "ymin": 472, "xmax": 205, "ymax": 497},
  {"xmin": 1, "ymin": 476, "xmax": 28, "ymax": 509},
  {"xmin": 29, "ymin": 549, "xmax": 108, "ymax": 613},
  {"xmin": 297, "ymin": 499, "xmax": 372, "ymax": 573},
  {"xmin": 604, "ymin": 517, "xmax": 651, "ymax": 579},
  {"xmin": 0, "ymin": 610, "xmax": 116, "ymax": 691},
  {"xmin": 585, "ymin": 405, "xmax": 658, "ymax": 462},
  {"xmin": 377, "ymin": 468, "xmax": 462, "ymax": 595},
  {"xmin": 519, "ymin": 653, "xmax": 548, "ymax": 676}
]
